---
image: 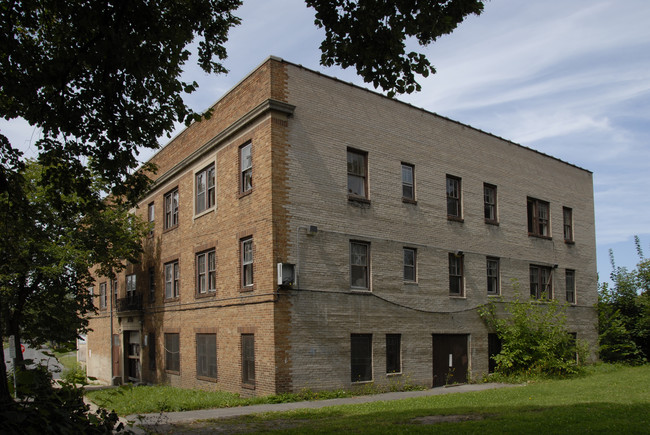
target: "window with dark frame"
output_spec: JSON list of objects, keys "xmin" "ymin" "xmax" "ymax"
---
[
  {"xmin": 530, "ymin": 264, "xmax": 553, "ymax": 299},
  {"xmin": 347, "ymin": 148, "xmax": 367, "ymax": 198},
  {"xmin": 484, "ymin": 183, "xmax": 497, "ymax": 223},
  {"xmin": 449, "ymin": 253, "xmax": 464, "ymax": 296},
  {"xmin": 112, "ymin": 279, "xmax": 118, "ymax": 306},
  {"xmin": 566, "ymin": 269, "xmax": 576, "ymax": 303},
  {"xmin": 527, "ymin": 197, "xmax": 550, "ymax": 237},
  {"xmin": 126, "ymin": 274, "xmax": 136, "ymax": 300},
  {"xmin": 99, "ymin": 282, "xmax": 107, "ymax": 309},
  {"xmin": 196, "ymin": 333, "xmax": 217, "ymax": 380},
  {"xmin": 386, "ymin": 334, "xmax": 401, "ymax": 374},
  {"xmin": 148, "ymin": 202, "xmax": 155, "ymax": 235},
  {"xmin": 164, "ymin": 189, "xmax": 179, "ymax": 229},
  {"xmin": 241, "ymin": 238, "xmax": 253, "ymax": 288},
  {"xmin": 446, "ymin": 175, "xmax": 462, "ymax": 219},
  {"xmin": 488, "ymin": 333, "xmax": 502, "ymax": 373},
  {"xmin": 197, "ymin": 249, "xmax": 216, "ymax": 294},
  {"xmin": 350, "ymin": 241, "xmax": 370, "ymax": 289},
  {"xmin": 240, "ymin": 143, "xmax": 252, "ymax": 193},
  {"xmin": 164, "ymin": 261, "xmax": 179, "ymax": 299},
  {"xmin": 487, "ymin": 257, "xmax": 500, "ymax": 295},
  {"xmin": 148, "ymin": 332, "xmax": 156, "ymax": 370},
  {"xmin": 351, "ymin": 334, "xmax": 372, "ymax": 382},
  {"xmin": 403, "ymin": 248, "xmax": 416, "ymax": 282},
  {"xmin": 196, "ymin": 164, "xmax": 216, "ymax": 214},
  {"xmin": 401, "ymin": 163, "xmax": 415, "ymax": 201},
  {"xmin": 241, "ymin": 334, "xmax": 255, "ymax": 386},
  {"xmin": 148, "ymin": 267, "xmax": 155, "ymax": 302},
  {"xmin": 563, "ymin": 207, "xmax": 573, "ymax": 242},
  {"xmin": 164, "ymin": 333, "xmax": 180, "ymax": 373}
]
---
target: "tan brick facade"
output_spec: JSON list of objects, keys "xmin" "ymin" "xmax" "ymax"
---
[{"xmin": 86, "ymin": 57, "xmax": 598, "ymax": 395}]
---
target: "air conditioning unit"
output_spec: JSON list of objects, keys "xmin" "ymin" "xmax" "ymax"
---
[{"xmin": 277, "ymin": 263, "xmax": 296, "ymax": 288}]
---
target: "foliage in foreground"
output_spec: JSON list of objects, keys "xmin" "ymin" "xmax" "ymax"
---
[
  {"xmin": 479, "ymin": 282, "xmax": 587, "ymax": 377},
  {"xmin": 1, "ymin": 364, "xmax": 123, "ymax": 434},
  {"xmin": 87, "ymin": 378, "xmax": 424, "ymax": 416},
  {"xmin": 598, "ymin": 236, "xmax": 650, "ymax": 363},
  {"xmin": 175, "ymin": 364, "xmax": 650, "ymax": 434}
]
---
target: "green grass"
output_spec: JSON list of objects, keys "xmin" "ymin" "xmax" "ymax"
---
[{"xmin": 177, "ymin": 364, "xmax": 650, "ymax": 434}]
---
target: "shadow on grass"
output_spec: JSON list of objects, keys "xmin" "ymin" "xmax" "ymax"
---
[{"xmin": 177, "ymin": 402, "xmax": 650, "ymax": 434}]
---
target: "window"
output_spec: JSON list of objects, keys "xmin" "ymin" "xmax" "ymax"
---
[
  {"xmin": 240, "ymin": 143, "xmax": 252, "ymax": 193},
  {"xmin": 350, "ymin": 241, "xmax": 370, "ymax": 289},
  {"xmin": 530, "ymin": 265, "xmax": 553, "ymax": 299},
  {"xmin": 403, "ymin": 248, "xmax": 416, "ymax": 282},
  {"xmin": 148, "ymin": 202, "xmax": 155, "ymax": 235},
  {"xmin": 487, "ymin": 257, "xmax": 500, "ymax": 295},
  {"xmin": 446, "ymin": 175, "xmax": 462, "ymax": 219},
  {"xmin": 148, "ymin": 332, "xmax": 156, "ymax": 370},
  {"xmin": 351, "ymin": 334, "xmax": 372, "ymax": 382},
  {"xmin": 164, "ymin": 261, "xmax": 180, "ymax": 299},
  {"xmin": 449, "ymin": 253, "xmax": 464, "ymax": 296},
  {"xmin": 126, "ymin": 274, "xmax": 136, "ymax": 300},
  {"xmin": 563, "ymin": 207, "xmax": 573, "ymax": 242},
  {"xmin": 197, "ymin": 250, "xmax": 216, "ymax": 294},
  {"xmin": 527, "ymin": 197, "xmax": 550, "ymax": 237},
  {"xmin": 484, "ymin": 183, "xmax": 497, "ymax": 223},
  {"xmin": 112, "ymin": 279, "xmax": 118, "ymax": 306},
  {"xmin": 196, "ymin": 164, "xmax": 216, "ymax": 214},
  {"xmin": 196, "ymin": 333, "xmax": 217, "ymax": 380},
  {"xmin": 99, "ymin": 282, "xmax": 107, "ymax": 309},
  {"xmin": 164, "ymin": 333, "xmax": 180, "ymax": 373},
  {"xmin": 488, "ymin": 333, "xmax": 502, "ymax": 373},
  {"xmin": 241, "ymin": 238, "xmax": 253, "ymax": 288},
  {"xmin": 566, "ymin": 269, "xmax": 576, "ymax": 303},
  {"xmin": 347, "ymin": 148, "xmax": 367, "ymax": 198},
  {"xmin": 386, "ymin": 334, "xmax": 401, "ymax": 374},
  {"xmin": 148, "ymin": 267, "xmax": 155, "ymax": 302},
  {"xmin": 164, "ymin": 189, "xmax": 179, "ymax": 229},
  {"xmin": 241, "ymin": 334, "xmax": 255, "ymax": 386},
  {"xmin": 401, "ymin": 163, "xmax": 415, "ymax": 201}
]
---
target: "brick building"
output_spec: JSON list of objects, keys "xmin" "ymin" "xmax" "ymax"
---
[{"xmin": 85, "ymin": 56, "xmax": 598, "ymax": 396}]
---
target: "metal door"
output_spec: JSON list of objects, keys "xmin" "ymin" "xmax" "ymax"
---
[{"xmin": 432, "ymin": 334, "xmax": 468, "ymax": 387}]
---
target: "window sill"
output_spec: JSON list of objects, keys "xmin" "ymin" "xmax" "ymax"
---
[
  {"xmin": 386, "ymin": 372, "xmax": 402, "ymax": 377},
  {"xmin": 528, "ymin": 233, "xmax": 552, "ymax": 240},
  {"xmin": 348, "ymin": 194, "xmax": 370, "ymax": 205},
  {"xmin": 193, "ymin": 207, "xmax": 215, "ymax": 220},
  {"xmin": 403, "ymin": 281, "xmax": 418, "ymax": 286},
  {"xmin": 164, "ymin": 297, "xmax": 180, "ymax": 303},
  {"xmin": 239, "ymin": 285, "xmax": 255, "ymax": 293},
  {"xmin": 197, "ymin": 375, "xmax": 218, "ymax": 383},
  {"xmin": 402, "ymin": 198, "xmax": 417, "ymax": 205},
  {"xmin": 196, "ymin": 291, "xmax": 216, "ymax": 299},
  {"xmin": 351, "ymin": 379, "xmax": 374, "ymax": 385},
  {"xmin": 447, "ymin": 216, "xmax": 464, "ymax": 223},
  {"xmin": 165, "ymin": 370, "xmax": 180, "ymax": 376},
  {"xmin": 449, "ymin": 295, "xmax": 466, "ymax": 299},
  {"xmin": 350, "ymin": 287, "xmax": 371, "ymax": 292},
  {"xmin": 238, "ymin": 189, "xmax": 253, "ymax": 200},
  {"xmin": 242, "ymin": 382, "xmax": 256, "ymax": 390},
  {"xmin": 564, "ymin": 240, "xmax": 575, "ymax": 245},
  {"xmin": 487, "ymin": 293, "xmax": 501, "ymax": 298},
  {"xmin": 484, "ymin": 219, "xmax": 499, "ymax": 226},
  {"xmin": 163, "ymin": 225, "xmax": 179, "ymax": 234}
]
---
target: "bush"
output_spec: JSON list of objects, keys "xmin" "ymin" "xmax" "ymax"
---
[
  {"xmin": 62, "ymin": 361, "xmax": 87, "ymax": 385},
  {"xmin": 479, "ymin": 281, "xmax": 588, "ymax": 377}
]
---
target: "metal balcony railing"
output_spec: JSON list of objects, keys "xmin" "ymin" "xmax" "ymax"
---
[{"xmin": 116, "ymin": 293, "xmax": 143, "ymax": 313}]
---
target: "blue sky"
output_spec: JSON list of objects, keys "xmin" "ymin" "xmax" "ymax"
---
[{"xmin": 3, "ymin": 0, "xmax": 649, "ymax": 282}]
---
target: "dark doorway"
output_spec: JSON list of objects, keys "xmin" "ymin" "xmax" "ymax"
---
[
  {"xmin": 125, "ymin": 331, "xmax": 141, "ymax": 382},
  {"xmin": 112, "ymin": 334, "xmax": 120, "ymax": 378},
  {"xmin": 432, "ymin": 334, "xmax": 468, "ymax": 387},
  {"xmin": 488, "ymin": 333, "xmax": 502, "ymax": 373}
]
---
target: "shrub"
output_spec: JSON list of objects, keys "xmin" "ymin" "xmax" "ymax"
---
[
  {"xmin": 62, "ymin": 361, "xmax": 88, "ymax": 385},
  {"xmin": 479, "ymin": 280, "xmax": 588, "ymax": 377}
]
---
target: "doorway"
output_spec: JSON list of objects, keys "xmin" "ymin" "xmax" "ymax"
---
[
  {"xmin": 124, "ymin": 331, "xmax": 141, "ymax": 382},
  {"xmin": 432, "ymin": 334, "xmax": 468, "ymax": 387}
]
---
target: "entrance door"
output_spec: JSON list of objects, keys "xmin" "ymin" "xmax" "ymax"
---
[
  {"xmin": 432, "ymin": 334, "xmax": 468, "ymax": 387},
  {"xmin": 125, "ymin": 331, "xmax": 141, "ymax": 382},
  {"xmin": 112, "ymin": 334, "xmax": 120, "ymax": 378}
]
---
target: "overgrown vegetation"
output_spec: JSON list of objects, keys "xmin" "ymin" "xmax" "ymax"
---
[
  {"xmin": 479, "ymin": 281, "xmax": 587, "ymax": 377},
  {"xmin": 598, "ymin": 236, "xmax": 650, "ymax": 363},
  {"xmin": 157, "ymin": 364, "xmax": 650, "ymax": 434},
  {"xmin": 87, "ymin": 379, "xmax": 425, "ymax": 416},
  {"xmin": 1, "ymin": 364, "xmax": 123, "ymax": 434}
]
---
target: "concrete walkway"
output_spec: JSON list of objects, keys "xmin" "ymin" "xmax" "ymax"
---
[{"xmin": 127, "ymin": 382, "xmax": 519, "ymax": 430}]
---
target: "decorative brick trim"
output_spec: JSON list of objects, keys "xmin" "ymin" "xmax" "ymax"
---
[{"xmin": 237, "ymin": 326, "xmax": 257, "ymax": 334}]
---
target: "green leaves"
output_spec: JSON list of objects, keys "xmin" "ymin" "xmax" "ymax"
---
[{"xmin": 306, "ymin": 0, "xmax": 484, "ymax": 96}]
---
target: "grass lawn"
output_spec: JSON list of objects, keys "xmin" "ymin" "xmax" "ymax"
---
[{"xmin": 148, "ymin": 364, "xmax": 650, "ymax": 434}]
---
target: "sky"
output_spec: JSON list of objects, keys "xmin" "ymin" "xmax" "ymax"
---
[{"xmin": 3, "ymin": 0, "xmax": 649, "ymax": 283}]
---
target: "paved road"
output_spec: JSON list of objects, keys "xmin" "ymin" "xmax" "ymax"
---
[
  {"xmin": 3, "ymin": 343, "xmax": 64, "ymax": 379},
  {"xmin": 127, "ymin": 382, "xmax": 521, "ymax": 431}
]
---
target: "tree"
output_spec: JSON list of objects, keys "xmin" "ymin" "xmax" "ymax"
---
[
  {"xmin": 308, "ymin": 0, "xmax": 485, "ymax": 97},
  {"xmin": 598, "ymin": 237, "xmax": 650, "ymax": 363},
  {"xmin": 479, "ymin": 281, "xmax": 586, "ymax": 377},
  {"xmin": 0, "ymin": 160, "xmax": 149, "ymax": 404}
]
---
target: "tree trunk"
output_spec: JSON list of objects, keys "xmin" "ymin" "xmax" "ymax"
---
[{"xmin": 0, "ymin": 328, "xmax": 12, "ymax": 404}]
